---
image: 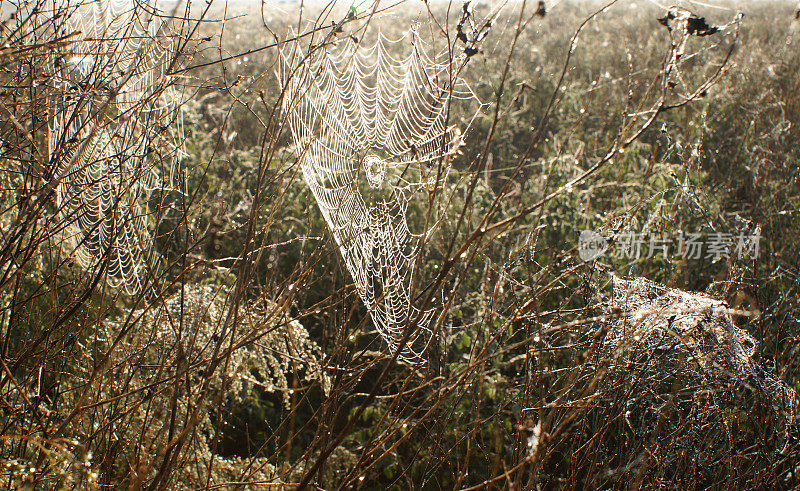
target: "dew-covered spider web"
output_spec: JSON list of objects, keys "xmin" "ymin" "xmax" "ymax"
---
[
  {"xmin": 601, "ymin": 276, "xmax": 797, "ymax": 447},
  {"xmin": 20, "ymin": 0, "xmax": 180, "ymax": 295},
  {"xmin": 279, "ymin": 29, "xmax": 479, "ymax": 361}
]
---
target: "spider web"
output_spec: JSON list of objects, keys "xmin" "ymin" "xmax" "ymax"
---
[
  {"xmin": 20, "ymin": 0, "xmax": 179, "ymax": 295},
  {"xmin": 602, "ymin": 276, "xmax": 797, "ymax": 446},
  {"xmin": 279, "ymin": 29, "xmax": 479, "ymax": 362}
]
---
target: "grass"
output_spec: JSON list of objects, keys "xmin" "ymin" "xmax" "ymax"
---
[{"xmin": 0, "ymin": 0, "xmax": 799, "ymax": 488}]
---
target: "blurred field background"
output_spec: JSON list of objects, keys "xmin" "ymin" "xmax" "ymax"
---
[{"xmin": 1, "ymin": 0, "xmax": 799, "ymax": 488}]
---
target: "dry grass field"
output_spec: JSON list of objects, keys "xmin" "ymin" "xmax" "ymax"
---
[{"xmin": 1, "ymin": 0, "xmax": 799, "ymax": 488}]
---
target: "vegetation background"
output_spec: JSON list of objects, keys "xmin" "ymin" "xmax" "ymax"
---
[{"xmin": 1, "ymin": 0, "xmax": 799, "ymax": 488}]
